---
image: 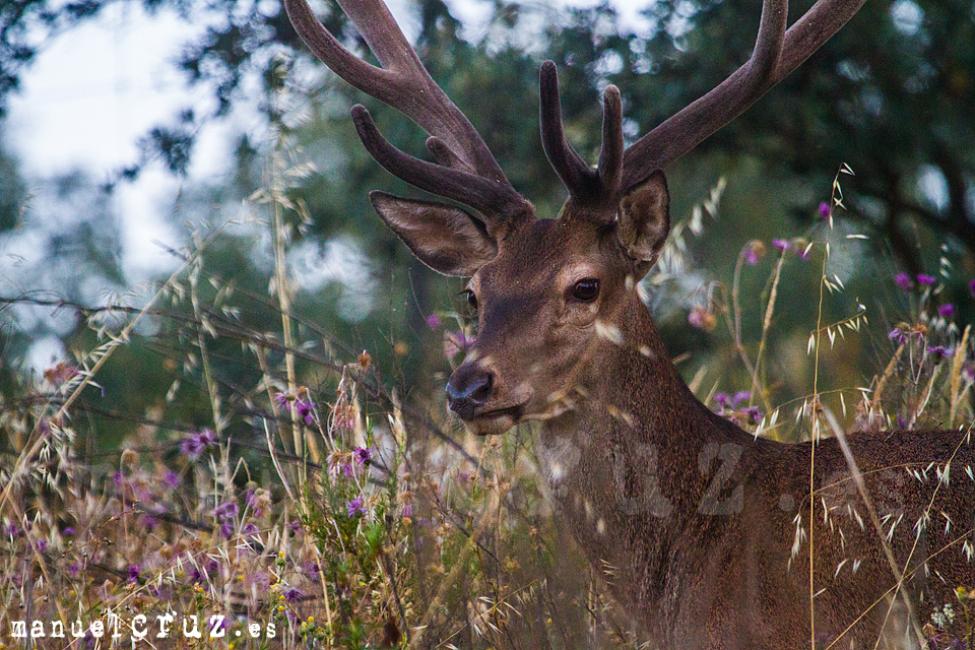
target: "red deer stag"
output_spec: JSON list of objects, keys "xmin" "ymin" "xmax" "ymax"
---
[{"xmin": 284, "ymin": 0, "xmax": 975, "ymax": 646}]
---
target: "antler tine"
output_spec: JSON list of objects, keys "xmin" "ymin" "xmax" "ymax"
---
[
  {"xmin": 539, "ymin": 61, "xmax": 597, "ymax": 198},
  {"xmin": 622, "ymin": 0, "xmax": 865, "ymax": 190},
  {"xmin": 284, "ymin": 0, "xmax": 529, "ymax": 220},
  {"xmin": 351, "ymin": 106, "xmax": 531, "ymax": 226},
  {"xmin": 539, "ymin": 61, "xmax": 625, "ymax": 202},
  {"xmin": 598, "ymin": 85, "xmax": 624, "ymax": 195}
]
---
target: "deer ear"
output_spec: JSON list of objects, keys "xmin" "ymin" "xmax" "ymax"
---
[
  {"xmin": 369, "ymin": 191, "xmax": 497, "ymax": 277},
  {"xmin": 617, "ymin": 171, "xmax": 670, "ymax": 269}
]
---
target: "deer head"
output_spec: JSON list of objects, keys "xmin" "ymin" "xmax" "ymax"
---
[{"xmin": 284, "ymin": 0, "xmax": 865, "ymax": 436}]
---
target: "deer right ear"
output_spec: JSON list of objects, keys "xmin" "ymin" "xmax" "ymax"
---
[
  {"xmin": 369, "ymin": 191, "xmax": 497, "ymax": 277},
  {"xmin": 617, "ymin": 171, "xmax": 671, "ymax": 271}
]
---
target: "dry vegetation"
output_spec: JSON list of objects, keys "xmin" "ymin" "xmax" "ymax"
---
[{"xmin": 2, "ymin": 138, "xmax": 974, "ymax": 649}]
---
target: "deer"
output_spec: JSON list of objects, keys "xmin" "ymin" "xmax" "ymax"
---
[{"xmin": 284, "ymin": 0, "xmax": 975, "ymax": 646}]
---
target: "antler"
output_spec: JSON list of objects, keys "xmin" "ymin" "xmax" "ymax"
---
[
  {"xmin": 621, "ymin": 0, "xmax": 866, "ymax": 189},
  {"xmin": 539, "ymin": 61, "xmax": 623, "ymax": 203},
  {"xmin": 283, "ymin": 0, "xmax": 531, "ymax": 225}
]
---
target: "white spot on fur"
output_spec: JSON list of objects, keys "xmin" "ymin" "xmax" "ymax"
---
[{"xmin": 595, "ymin": 320, "xmax": 623, "ymax": 345}]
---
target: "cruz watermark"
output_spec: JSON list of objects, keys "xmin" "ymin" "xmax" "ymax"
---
[{"xmin": 6, "ymin": 612, "xmax": 276, "ymax": 643}]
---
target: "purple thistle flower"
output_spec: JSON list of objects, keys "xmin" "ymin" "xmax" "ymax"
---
[
  {"xmin": 288, "ymin": 520, "xmax": 302, "ymax": 533},
  {"xmin": 818, "ymin": 201, "xmax": 831, "ymax": 219},
  {"xmin": 142, "ymin": 515, "xmax": 158, "ymax": 532},
  {"xmin": 179, "ymin": 436, "xmax": 203, "ymax": 458},
  {"xmin": 3, "ymin": 523, "xmax": 20, "ymax": 538},
  {"xmin": 213, "ymin": 501, "xmax": 239, "ymax": 521},
  {"xmin": 180, "ymin": 428, "xmax": 217, "ymax": 460},
  {"xmin": 916, "ymin": 273, "xmax": 937, "ymax": 287},
  {"xmin": 219, "ymin": 521, "xmax": 234, "ymax": 539},
  {"xmin": 163, "ymin": 470, "xmax": 181, "ymax": 489},
  {"xmin": 889, "ymin": 328, "xmax": 909, "ymax": 345},
  {"xmin": 353, "ymin": 447, "xmax": 372, "ymax": 465},
  {"xmin": 198, "ymin": 428, "xmax": 217, "ymax": 445},
  {"xmin": 425, "ymin": 313, "xmax": 442, "ymax": 329},
  {"xmin": 744, "ymin": 406, "xmax": 764, "ymax": 424},
  {"xmin": 273, "ymin": 392, "xmax": 290, "ymax": 409},
  {"xmin": 732, "ymin": 391, "xmax": 751, "ymax": 407},
  {"xmin": 245, "ymin": 488, "xmax": 266, "ymax": 517},
  {"xmin": 444, "ymin": 330, "xmax": 476, "ymax": 358},
  {"xmin": 63, "ymin": 527, "xmax": 76, "ymax": 537},
  {"xmin": 969, "ymin": 279, "xmax": 975, "ymax": 297},
  {"xmin": 889, "ymin": 327, "xmax": 924, "ymax": 346},
  {"xmin": 346, "ymin": 496, "xmax": 366, "ymax": 518},
  {"xmin": 242, "ymin": 522, "xmax": 259, "ymax": 536},
  {"xmin": 284, "ymin": 587, "xmax": 303, "ymax": 603},
  {"xmin": 295, "ymin": 399, "xmax": 315, "ymax": 425},
  {"xmin": 67, "ymin": 562, "xmax": 80, "ymax": 577},
  {"xmin": 938, "ymin": 303, "xmax": 955, "ymax": 319},
  {"xmin": 303, "ymin": 562, "xmax": 321, "ymax": 581},
  {"xmin": 742, "ymin": 240, "xmax": 766, "ymax": 266},
  {"xmin": 35, "ymin": 538, "xmax": 47, "ymax": 553},
  {"xmin": 713, "ymin": 392, "xmax": 731, "ymax": 409},
  {"xmin": 402, "ymin": 503, "xmax": 414, "ymax": 519},
  {"xmin": 894, "ymin": 272, "xmax": 913, "ymax": 291},
  {"xmin": 927, "ymin": 345, "xmax": 955, "ymax": 361},
  {"xmin": 771, "ymin": 238, "xmax": 791, "ymax": 253},
  {"xmin": 127, "ymin": 564, "xmax": 141, "ymax": 583},
  {"xmin": 687, "ymin": 306, "xmax": 716, "ymax": 331}
]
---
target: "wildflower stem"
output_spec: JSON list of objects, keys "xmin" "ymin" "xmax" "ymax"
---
[
  {"xmin": 749, "ymin": 252, "xmax": 785, "ymax": 414},
  {"xmin": 270, "ymin": 171, "xmax": 304, "ymax": 476},
  {"xmin": 190, "ymin": 255, "xmax": 224, "ymax": 434}
]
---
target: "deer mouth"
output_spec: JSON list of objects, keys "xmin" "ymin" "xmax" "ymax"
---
[{"xmin": 465, "ymin": 403, "xmax": 526, "ymax": 436}]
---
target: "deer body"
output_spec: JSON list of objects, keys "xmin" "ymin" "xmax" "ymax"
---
[
  {"xmin": 537, "ymin": 288, "xmax": 975, "ymax": 647},
  {"xmin": 284, "ymin": 0, "xmax": 975, "ymax": 644}
]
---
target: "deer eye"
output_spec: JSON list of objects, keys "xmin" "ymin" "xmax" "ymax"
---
[
  {"xmin": 571, "ymin": 278, "xmax": 600, "ymax": 302},
  {"xmin": 463, "ymin": 289, "xmax": 478, "ymax": 310}
]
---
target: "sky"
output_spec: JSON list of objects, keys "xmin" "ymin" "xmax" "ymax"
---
[
  {"xmin": 5, "ymin": 0, "xmax": 648, "ymax": 278},
  {"xmin": 1, "ymin": 0, "xmax": 649, "ymax": 369}
]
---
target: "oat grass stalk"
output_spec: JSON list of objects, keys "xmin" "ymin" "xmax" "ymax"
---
[
  {"xmin": 820, "ymin": 408, "xmax": 926, "ymax": 648},
  {"xmin": 0, "ymin": 225, "xmax": 224, "ymax": 517}
]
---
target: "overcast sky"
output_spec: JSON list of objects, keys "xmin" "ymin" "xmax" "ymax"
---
[
  {"xmin": 5, "ymin": 0, "xmax": 648, "ymax": 276},
  {"xmin": 2, "ymin": 0, "xmax": 649, "ymax": 368}
]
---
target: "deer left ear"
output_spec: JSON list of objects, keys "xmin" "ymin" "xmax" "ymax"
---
[
  {"xmin": 369, "ymin": 191, "xmax": 497, "ymax": 277},
  {"xmin": 617, "ymin": 171, "xmax": 670, "ymax": 270}
]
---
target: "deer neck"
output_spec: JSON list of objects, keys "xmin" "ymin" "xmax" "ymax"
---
[{"xmin": 536, "ymin": 293, "xmax": 755, "ymax": 611}]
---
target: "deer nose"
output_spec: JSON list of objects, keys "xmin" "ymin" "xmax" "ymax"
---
[{"xmin": 446, "ymin": 365, "xmax": 494, "ymax": 419}]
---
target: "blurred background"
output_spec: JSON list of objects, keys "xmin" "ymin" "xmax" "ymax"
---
[{"xmin": 1, "ymin": 0, "xmax": 974, "ymax": 645}]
